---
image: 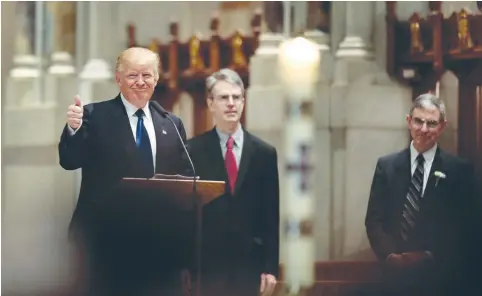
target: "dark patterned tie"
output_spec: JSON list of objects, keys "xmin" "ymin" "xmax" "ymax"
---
[
  {"xmin": 135, "ymin": 109, "xmax": 154, "ymax": 176},
  {"xmin": 401, "ymin": 154, "xmax": 425, "ymax": 241}
]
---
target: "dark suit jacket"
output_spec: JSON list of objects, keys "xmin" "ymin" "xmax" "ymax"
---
[
  {"xmin": 58, "ymin": 95, "xmax": 191, "ymax": 234},
  {"xmin": 187, "ymin": 127, "xmax": 280, "ymax": 278},
  {"xmin": 365, "ymin": 146, "xmax": 478, "ymax": 288}
]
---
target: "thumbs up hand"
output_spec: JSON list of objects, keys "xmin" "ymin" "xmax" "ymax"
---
[{"xmin": 67, "ymin": 95, "xmax": 84, "ymax": 130}]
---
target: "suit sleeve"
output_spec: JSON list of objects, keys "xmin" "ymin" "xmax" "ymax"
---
[
  {"xmin": 457, "ymin": 162, "xmax": 481, "ymax": 287},
  {"xmin": 365, "ymin": 159, "xmax": 397, "ymax": 261},
  {"xmin": 58, "ymin": 104, "xmax": 93, "ymax": 170},
  {"xmin": 264, "ymin": 147, "xmax": 280, "ymax": 277}
]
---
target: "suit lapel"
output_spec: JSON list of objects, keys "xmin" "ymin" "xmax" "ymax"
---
[
  {"xmin": 207, "ymin": 128, "xmax": 229, "ymax": 182},
  {"xmin": 234, "ymin": 130, "xmax": 255, "ymax": 194},
  {"xmin": 394, "ymin": 148, "xmax": 412, "ymax": 204},
  {"xmin": 149, "ymin": 102, "xmax": 167, "ymax": 171},
  {"xmin": 107, "ymin": 95, "xmax": 138, "ymax": 157},
  {"xmin": 422, "ymin": 147, "xmax": 444, "ymax": 200}
]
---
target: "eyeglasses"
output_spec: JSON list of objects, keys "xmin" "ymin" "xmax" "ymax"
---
[
  {"xmin": 213, "ymin": 94, "xmax": 244, "ymax": 104},
  {"xmin": 411, "ymin": 117, "xmax": 440, "ymax": 129}
]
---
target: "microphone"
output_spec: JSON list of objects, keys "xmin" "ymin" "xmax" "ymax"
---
[
  {"xmin": 150, "ymin": 100, "xmax": 200, "ymax": 294},
  {"xmin": 150, "ymin": 101, "xmax": 196, "ymax": 177}
]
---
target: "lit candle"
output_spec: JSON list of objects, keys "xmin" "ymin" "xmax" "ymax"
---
[{"xmin": 278, "ymin": 37, "xmax": 320, "ymax": 294}]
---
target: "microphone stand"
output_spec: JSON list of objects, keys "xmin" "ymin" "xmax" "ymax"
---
[{"xmin": 152, "ymin": 102, "xmax": 201, "ymax": 296}]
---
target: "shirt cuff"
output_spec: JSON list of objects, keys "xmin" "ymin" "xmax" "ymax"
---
[
  {"xmin": 386, "ymin": 253, "xmax": 395, "ymax": 261},
  {"xmin": 67, "ymin": 122, "xmax": 82, "ymax": 135}
]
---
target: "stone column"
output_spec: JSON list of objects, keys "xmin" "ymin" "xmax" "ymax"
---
[
  {"xmin": 47, "ymin": 2, "xmax": 76, "ymax": 75},
  {"xmin": 80, "ymin": 1, "xmax": 111, "ymax": 80},
  {"xmin": 291, "ymin": 1, "xmax": 308, "ymax": 34},
  {"xmin": 246, "ymin": 4, "xmax": 286, "ymax": 268},
  {"xmin": 7, "ymin": 1, "xmax": 45, "ymax": 107},
  {"xmin": 10, "ymin": 1, "xmax": 39, "ymax": 78},
  {"xmin": 3, "ymin": 2, "xmax": 77, "ymax": 293},
  {"xmin": 336, "ymin": 1, "xmax": 374, "ymax": 59}
]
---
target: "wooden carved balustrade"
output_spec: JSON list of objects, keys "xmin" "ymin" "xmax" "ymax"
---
[
  {"xmin": 126, "ymin": 12, "xmax": 262, "ymax": 136},
  {"xmin": 386, "ymin": 1, "xmax": 482, "ymax": 195}
]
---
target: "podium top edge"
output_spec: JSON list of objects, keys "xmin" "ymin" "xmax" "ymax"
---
[{"xmin": 122, "ymin": 178, "xmax": 225, "ymax": 184}]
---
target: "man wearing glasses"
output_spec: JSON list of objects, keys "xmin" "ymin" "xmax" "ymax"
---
[
  {"xmin": 365, "ymin": 93, "xmax": 478, "ymax": 295},
  {"xmin": 187, "ymin": 68, "xmax": 279, "ymax": 296}
]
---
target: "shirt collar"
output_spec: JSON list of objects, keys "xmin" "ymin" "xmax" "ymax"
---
[
  {"xmin": 216, "ymin": 124, "xmax": 244, "ymax": 148},
  {"xmin": 120, "ymin": 93, "xmax": 151, "ymax": 120},
  {"xmin": 410, "ymin": 141, "xmax": 437, "ymax": 166}
]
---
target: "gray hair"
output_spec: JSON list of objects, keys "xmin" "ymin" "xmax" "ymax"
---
[
  {"xmin": 206, "ymin": 68, "xmax": 245, "ymax": 97},
  {"xmin": 410, "ymin": 93, "xmax": 446, "ymax": 121}
]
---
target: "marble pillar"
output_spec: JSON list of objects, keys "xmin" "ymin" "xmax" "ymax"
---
[
  {"xmin": 7, "ymin": 1, "xmax": 45, "ymax": 107},
  {"xmin": 80, "ymin": 1, "xmax": 111, "ymax": 80},
  {"xmin": 11, "ymin": 1, "xmax": 39, "ymax": 78},
  {"xmin": 336, "ymin": 1, "xmax": 374, "ymax": 59},
  {"xmin": 291, "ymin": 1, "xmax": 308, "ymax": 34},
  {"xmin": 3, "ymin": 2, "xmax": 77, "ymax": 293},
  {"xmin": 246, "ymin": 31, "xmax": 285, "ymax": 267},
  {"xmin": 47, "ymin": 1, "xmax": 76, "ymax": 75},
  {"xmin": 217, "ymin": 1, "xmax": 261, "ymax": 36}
]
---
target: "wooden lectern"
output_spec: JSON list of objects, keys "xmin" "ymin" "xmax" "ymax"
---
[{"xmin": 91, "ymin": 176, "xmax": 225, "ymax": 296}]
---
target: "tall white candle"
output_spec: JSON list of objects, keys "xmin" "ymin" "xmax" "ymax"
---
[{"xmin": 278, "ymin": 37, "xmax": 320, "ymax": 294}]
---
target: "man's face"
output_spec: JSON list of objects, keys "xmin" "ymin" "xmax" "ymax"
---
[
  {"xmin": 406, "ymin": 107, "xmax": 446, "ymax": 151},
  {"xmin": 115, "ymin": 60, "xmax": 158, "ymax": 105},
  {"xmin": 207, "ymin": 80, "xmax": 245, "ymax": 125}
]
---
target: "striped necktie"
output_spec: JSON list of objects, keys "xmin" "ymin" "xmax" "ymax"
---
[{"xmin": 401, "ymin": 154, "xmax": 425, "ymax": 241}]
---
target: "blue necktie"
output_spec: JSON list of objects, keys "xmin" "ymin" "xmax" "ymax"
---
[{"xmin": 135, "ymin": 109, "xmax": 154, "ymax": 176}]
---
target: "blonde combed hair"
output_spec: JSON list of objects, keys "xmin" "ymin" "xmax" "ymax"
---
[{"xmin": 116, "ymin": 47, "xmax": 161, "ymax": 78}]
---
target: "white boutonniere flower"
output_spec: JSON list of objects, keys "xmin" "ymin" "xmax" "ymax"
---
[{"xmin": 434, "ymin": 171, "xmax": 446, "ymax": 187}]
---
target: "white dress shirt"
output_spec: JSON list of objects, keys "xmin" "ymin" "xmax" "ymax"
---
[
  {"xmin": 216, "ymin": 124, "xmax": 244, "ymax": 168},
  {"xmin": 69, "ymin": 94, "xmax": 157, "ymax": 170},
  {"xmin": 120, "ymin": 94, "xmax": 157, "ymax": 170},
  {"xmin": 409, "ymin": 141, "xmax": 437, "ymax": 196}
]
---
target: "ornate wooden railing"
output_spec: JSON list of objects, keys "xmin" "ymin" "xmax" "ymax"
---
[
  {"xmin": 126, "ymin": 12, "xmax": 262, "ymax": 135},
  {"xmin": 386, "ymin": 2, "xmax": 482, "ymax": 96}
]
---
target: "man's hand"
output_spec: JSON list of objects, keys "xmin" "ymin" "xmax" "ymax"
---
[
  {"xmin": 401, "ymin": 251, "xmax": 432, "ymax": 265},
  {"xmin": 386, "ymin": 251, "xmax": 433, "ymax": 269},
  {"xmin": 386, "ymin": 253, "xmax": 406, "ymax": 269},
  {"xmin": 180, "ymin": 269, "xmax": 191, "ymax": 295},
  {"xmin": 260, "ymin": 273, "xmax": 276, "ymax": 296},
  {"xmin": 67, "ymin": 95, "xmax": 83, "ymax": 130}
]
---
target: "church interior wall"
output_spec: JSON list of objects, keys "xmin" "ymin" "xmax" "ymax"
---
[
  {"xmin": 0, "ymin": 1, "xmax": 475, "ymax": 294},
  {"xmin": 437, "ymin": 71, "xmax": 459, "ymax": 155}
]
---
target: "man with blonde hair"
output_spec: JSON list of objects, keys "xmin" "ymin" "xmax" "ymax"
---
[
  {"xmin": 187, "ymin": 68, "xmax": 280, "ymax": 296},
  {"xmin": 59, "ymin": 47, "xmax": 191, "ymax": 295}
]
